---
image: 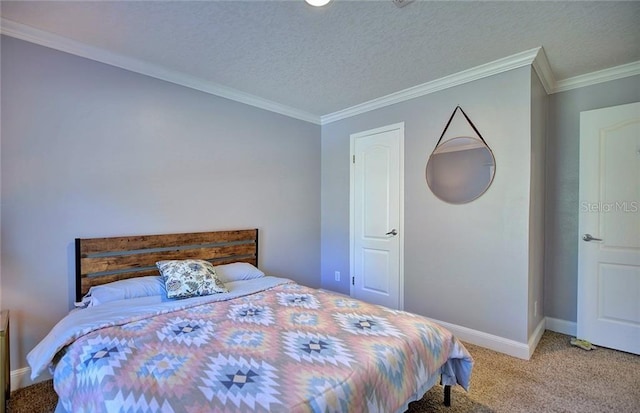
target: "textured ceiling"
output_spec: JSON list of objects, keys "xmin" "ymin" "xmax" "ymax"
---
[{"xmin": 2, "ymin": 1, "xmax": 639, "ymax": 117}]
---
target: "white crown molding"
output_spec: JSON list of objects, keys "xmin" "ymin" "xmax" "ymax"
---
[
  {"xmin": 3, "ymin": 18, "xmax": 638, "ymax": 125},
  {"xmin": 0, "ymin": 18, "xmax": 322, "ymax": 125},
  {"xmin": 321, "ymin": 47, "xmax": 543, "ymax": 125},
  {"xmin": 553, "ymin": 60, "xmax": 640, "ymax": 93},
  {"xmin": 531, "ymin": 46, "xmax": 556, "ymax": 94}
]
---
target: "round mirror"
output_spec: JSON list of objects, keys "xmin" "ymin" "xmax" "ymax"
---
[{"xmin": 426, "ymin": 136, "xmax": 496, "ymax": 204}]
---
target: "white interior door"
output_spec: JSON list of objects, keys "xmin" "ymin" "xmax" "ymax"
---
[
  {"xmin": 350, "ymin": 123, "xmax": 403, "ymax": 310},
  {"xmin": 578, "ymin": 102, "xmax": 640, "ymax": 355}
]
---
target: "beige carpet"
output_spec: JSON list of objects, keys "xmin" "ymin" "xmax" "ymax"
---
[{"xmin": 8, "ymin": 331, "xmax": 640, "ymax": 412}]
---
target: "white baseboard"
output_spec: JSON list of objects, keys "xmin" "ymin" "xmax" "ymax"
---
[
  {"xmin": 545, "ymin": 317, "xmax": 576, "ymax": 336},
  {"xmin": 425, "ymin": 317, "xmax": 541, "ymax": 360},
  {"xmin": 11, "ymin": 366, "xmax": 51, "ymax": 392},
  {"xmin": 528, "ymin": 318, "xmax": 546, "ymax": 359}
]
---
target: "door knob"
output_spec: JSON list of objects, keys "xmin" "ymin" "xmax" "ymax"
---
[
  {"xmin": 386, "ymin": 229, "xmax": 398, "ymax": 236},
  {"xmin": 583, "ymin": 234, "xmax": 603, "ymax": 242}
]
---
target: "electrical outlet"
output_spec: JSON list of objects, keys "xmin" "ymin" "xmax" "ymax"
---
[{"xmin": 334, "ymin": 271, "xmax": 340, "ymax": 282}]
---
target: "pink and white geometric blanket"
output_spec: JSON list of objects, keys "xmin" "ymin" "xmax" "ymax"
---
[{"xmin": 29, "ymin": 277, "xmax": 473, "ymax": 412}]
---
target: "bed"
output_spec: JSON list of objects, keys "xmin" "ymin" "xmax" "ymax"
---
[{"xmin": 28, "ymin": 229, "xmax": 473, "ymax": 412}]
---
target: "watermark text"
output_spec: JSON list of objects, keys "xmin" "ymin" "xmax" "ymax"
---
[{"xmin": 580, "ymin": 201, "xmax": 638, "ymax": 213}]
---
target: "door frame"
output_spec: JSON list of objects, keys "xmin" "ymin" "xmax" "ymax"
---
[{"xmin": 349, "ymin": 122, "xmax": 405, "ymax": 309}]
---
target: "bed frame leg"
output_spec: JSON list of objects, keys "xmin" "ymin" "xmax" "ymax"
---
[{"xmin": 443, "ymin": 385, "xmax": 451, "ymax": 407}]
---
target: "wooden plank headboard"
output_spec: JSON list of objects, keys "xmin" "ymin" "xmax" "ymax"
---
[{"xmin": 75, "ymin": 229, "xmax": 259, "ymax": 301}]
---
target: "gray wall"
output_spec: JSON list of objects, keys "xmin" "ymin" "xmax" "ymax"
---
[
  {"xmin": 2, "ymin": 31, "xmax": 637, "ymax": 380},
  {"xmin": 544, "ymin": 74, "xmax": 640, "ymax": 323},
  {"xmin": 322, "ymin": 67, "xmax": 535, "ymax": 343},
  {"xmin": 528, "ymin": 70, "xmax": 547, "ymax": 337},
  {"xmin": 0, "ymin": 36, "xmax": 321, "ymax": 375}
]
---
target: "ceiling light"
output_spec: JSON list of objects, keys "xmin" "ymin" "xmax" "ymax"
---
[
  {"xmin": 392, "ymin": 0, "xmax": 415, "ymax": 8},
  {"xmin": 305, "ymin": 0, "xmax": 332, "ymax": 7}
]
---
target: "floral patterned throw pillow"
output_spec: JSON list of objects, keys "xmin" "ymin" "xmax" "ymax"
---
[{"xmin": 156, "ymin": 259, "xmax": 229, "ymax": 299}]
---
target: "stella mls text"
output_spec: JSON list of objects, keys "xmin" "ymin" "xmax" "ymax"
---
[{"xmin": 580, "ymin": 201, "xmax": 639, "ymax": 213}]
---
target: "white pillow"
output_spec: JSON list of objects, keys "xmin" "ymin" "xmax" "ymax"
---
[
  {"xmin": 77, "ymin": 276, "xmax": 165, "ymax": 307},
  {"xmin": 214, "ymin": 262, "xmax": 265, "ymax": 283}
]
